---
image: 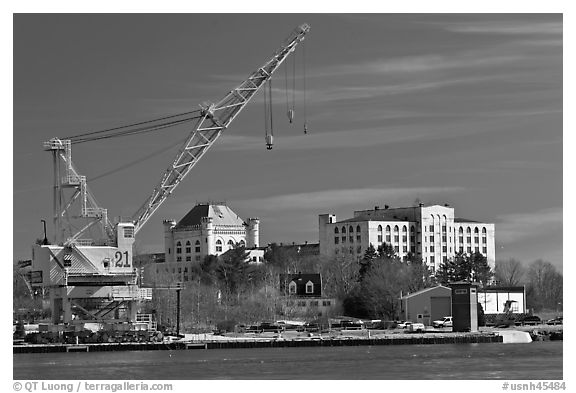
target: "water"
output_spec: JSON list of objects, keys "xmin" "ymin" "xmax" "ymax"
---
[{"xmin": 13, "ymin": 341, "xmax": 562, "ymax": 380}]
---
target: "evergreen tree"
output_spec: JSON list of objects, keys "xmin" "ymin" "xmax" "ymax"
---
[
  {"xmin": 377, "ymin": 243, "xmax": 397, "ymax": 260},
  {"xmin": 359, "ymin": 243, "xmax": 378, "ymax": 280},
  {"xmin": 469, "ymin": 252, "xmax": 493, "ymax": 285}
]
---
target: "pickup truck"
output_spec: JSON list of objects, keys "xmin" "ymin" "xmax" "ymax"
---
[{"xmin": 432, "ymin": 316, "xmax": 453, "ymax": 328}]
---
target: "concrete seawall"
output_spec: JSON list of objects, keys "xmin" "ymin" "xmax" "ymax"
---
[{"xmin": 14, "ymin": 334, "xmax": 502, "ymax": 353}]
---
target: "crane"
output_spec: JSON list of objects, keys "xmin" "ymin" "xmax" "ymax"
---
[{"xmin": 30, "ymin": 24, "xmax": 310, "ymax": 327}]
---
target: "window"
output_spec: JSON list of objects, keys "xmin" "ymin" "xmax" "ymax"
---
[
  {"xmin": 252, "ymin": 256, "xmax": 257, "ymax": 262},
  {"xmin": 377, "ymin": 225, "xmax": 382, "ymax": 232},
  {"xmin": 467, "ymin": 237, "xmax": 471, "ymax": 243},
  {"xmin": 402, "ymin": 235, "xmax": 407, "ymax": 242},
  {"xmin": 430, "ymin": 256, "xmax": 435, "ymax": 263},
  {"xmin": 474, "ymin": 227, "xmax": 479, "ymax": 234},
  {"xmin": 394, "ymin": 246, "xmax": 399, "ymax": 252},
  {"xmin": 442, "ymin": 225, "xmax": 446, "ymax": 232},
  {"xmin": 186, "ymin": 256, "xmax": 191, "ymax": 262},
  {"xmin": 394, "ymin": 235, "xmax": 399, "ymax": 242},
  {"xmin": 123, "ymin": 226, "xmax": 134, "ymax": 238},
  {"xmin": 442, "ymin": 256, "xmax": 447, "ymax": 263},
  {"xmin": 482, "ymin": 237, "xmax": 487, "ymax": 244},
  {"xmin": 403, "ymin": 246, "xmax": 407, "ymax": 253},
  {"xmin": 377, "ymin": 234, "xmax": 383, "ymax": 242},
  {"xmin": 356, "ymin": 235, "xmax": 361, "ymax": 242},
  {"xmin": 349, "ymin": 236, "xmax": 354, "ymax": 243},
  {"xmin": 176, "ymin": 241, "xmax": 182, "ymax": 254},
  {"xmin": 342, "ymin": 236, "xmax": 346, "ymax": 243},
  {"xmin": 482, "ymin": 227, "xmax": 487, "ymax": 234},
  {"xmin": 335, "ymin": 237, "xmax": 339, "ymax": 244},
  {"xmin": 386, "ymin": 235, "xmax": 391, "ymax": 242},
  {"xmin": 185, "ymin": 241, "xmax": 191, "ymax": 254},
  {"xmin": 357, "ymin": 246, "xmax": 362, "ymax": 254},
  {"xmin": 475, "ymin": 247, "xmax": 479, "ymax": 253},
  {"xmin": 442, "ymin": 235, "xmax": 447, "ymax": 242},
  {"xmin": 429, "ymin": 225, "xmax": 434, "ymax": 232},
  {"xmin": 402, "ymin": 226, "xmax": 407, "ymax": 232},
  {"xmin": 467, "ymin": 247, "xmax": 472, "ymax": 253},
  {"xmin": 442, "ymin": 246, "xmax": 447, "ymax": 253},
  {"xmin": 459, "ymin": 236, "xmax": 464, "ymax": 243},
  {"xmin": 349, "ymin": 226, "xmax": 354, "ymax": 233},
  {"xmin": 289, "ymin": 281, "xmax": 297, "ymax": 294},
  {"xmin": 176, "ymin": 256, "xmax": 182, "ymax": 262},
  {"xmin": 310, "ymin": 301, "xmax": 319, "ymax": 307},
  {"xmin": 227, "ymin": 239, "xmax": 234, "ymax": 249},
  {"xmin": 216, "ymin": 239, "xmax": 223, "ymax": 252},
  {"xmin": 411, "ymin": 246, "xmax": 416, "ymax": 253},
  {"xmin": 323, "ymin": 300, "xmax": 331, "ymax": 307},
  {"xmin": 356, "ymin": 225, "xmax": 361, "ymax": 233},
  {"xmin": 349, "ymin": 246, "xmax": 354, "ymax": 254},
  {"xmin": 467, "ymin": 227, "xmax": 471, "ymax": 234},
  {"xmin": 306, "ymin": 281, "xmax": 314, "ymax": 294},
  {"xmin": 240, "ymin": 240, "xmax": 246, "ymax": 246},
  {"xmin": 394, "ymin": 225, "xmax": 399, "ymax": 232},
  {"xmin": 459, "ymin": 227, "xmax": 464, "ymax": 234},
  {"xmin": 335, "ymin": 227, "xmax": 339, "ymax": 234},
  {"xmin": 482, "ymin": 247, "xmax": 487, "ymax": 254},
  {"xmin": 430, "ymin": 235, "xmax": 434, "ymax": 242},
  {"xmin": 342, "ymin": 226, "xmax": 346, "ymax": 234},
  {"xmin": 386, "ymin": 225, "xmax": 391, "ymax": 232},
  {"xmin": 195, "ymin": 246, "xmax": 201, "ymax": 253},
  {"xmin": 459, "ymin": 247, "xmax": 464, "ymax": 253},
  {"xmin": 195, "ymin": 255, "xmax": 201, "ymax": 262},
  {"xmin": 430, "ymin": 245, "xmax": 435, "ymax": 252},
  {"xmin": 410, "ymin": 236, "xmax": 415, "ymax": 243},
  {"xmin": 474, "ymin": 237, "xmax": 479, "ymax": 243}
]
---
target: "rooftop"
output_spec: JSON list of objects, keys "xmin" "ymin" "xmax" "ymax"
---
[{"xmin": 174, "ymin": 203, "xmax": 246, "ymax": 229}]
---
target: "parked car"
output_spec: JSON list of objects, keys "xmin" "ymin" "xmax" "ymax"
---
[
  {"xmin": 515, "ymin": 315, "xmax": 541, "ymax": 326},
  {"xmin": 408, "ymin": 322, "xmax": 425, "ymax": 333},
  {"xmin": 432, "ymin": 316, "xmax": 453, "ymax": 328},
  {"xmin": 547, "ymin": 317, "xmax": 563, "ymax": 325},
  {"xmin": 396, "ymin": 321, "xmax": 410, "ymax": 329}
]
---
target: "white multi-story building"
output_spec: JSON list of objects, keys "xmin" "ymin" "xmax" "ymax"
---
[
  {"xmin": 164, "ymin": 202, "xmax": 260, "ymax": 263},
  {"xmin": 155, "ymin": 203, "xmax": 261, "ymax": 283},
  {"xmin": 319, "ymin": 203, "xmax": 495, "ymax": 272}
]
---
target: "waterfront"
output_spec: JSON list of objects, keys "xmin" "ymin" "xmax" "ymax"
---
[{"xmin": 13, "ymin": 341, "xmax": 562, "ymax": 380}]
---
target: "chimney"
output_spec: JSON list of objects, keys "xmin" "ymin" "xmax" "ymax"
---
[
  {"xmin": 375, "ymin": 206, "xmax": 379, "ymax": 210},
  {"xmin": 385, "ymin": 205, "xmax": 389, "ymax": 209},
  {"xmin": 419, "ymin": 203, "xmax": 424, "ymax": 207}
]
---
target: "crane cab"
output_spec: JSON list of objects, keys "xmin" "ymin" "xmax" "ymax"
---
[
  {"xmin": 287, "ymin": 109, "xmax": 294, "ymax": 123},
  {"xmin": 265, "ymin": 134, "xmax": 274, "ymax": 150}
]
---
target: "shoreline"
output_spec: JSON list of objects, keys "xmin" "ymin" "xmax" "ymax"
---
[{"xmin": 14, "ymin": 332, "xmax": 503, "ymax": 353}]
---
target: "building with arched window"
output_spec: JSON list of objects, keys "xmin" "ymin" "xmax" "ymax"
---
[
  {"xmin": 159, "ymin": 203, "xmax": 261, "ymax": 282},
  {"xmin": 319, "ymin": 203, "xmax": 495, "ymax": 272}
]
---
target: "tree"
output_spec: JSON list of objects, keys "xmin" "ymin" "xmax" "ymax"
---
[
  {"xmin": 525, "ymin": 260, "xmax": 562, "ymax": 312},
  {"xmin": 469, "ymin": 252, "xmax": 493, "ymax": 286},
  {"xmin": 359, "ymin": 243, "xmax": 378, "ymax": 280},
  {"xmin": 377, "ymin": 243, "xmax": 397, "ymax": 260},
  {"xmin": 215, "ymin": 246, "xmax": 250, "ymax": 304},
  {"xmin": 495, "ymin": 258, "xmax": 525, "ymax": 286}
]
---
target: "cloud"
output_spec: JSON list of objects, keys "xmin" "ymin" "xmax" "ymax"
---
[
  {"xmin": 442, "ymin": 21, "xmax": 562, "ymax": 36},
  {"xmin": 316, "ymin": 54, "xmax": 522, "ymax": 79},
  {"xmin": 234, "ymin": 186, "xmax": 466, "ymax": 212},
  {"xmin": 495, "ymin": 207, "xmax": 562, "ymax": 244}
]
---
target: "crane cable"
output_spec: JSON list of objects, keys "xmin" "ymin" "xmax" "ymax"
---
[
  {"xmin": 62, "ymin": 109, "xmax": 203, "ymax": 144},
  {"xmin": 303, "ymin": 38, "xmax": 308, "ymax": 134},
  {"xmin": 264, "ymin": 79, "xmax": 274, "ymax": 149}
]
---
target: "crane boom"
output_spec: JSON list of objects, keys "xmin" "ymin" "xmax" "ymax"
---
[{"xmin": 132, "ymin": 23, "xmax": 310, "ymax": 234}]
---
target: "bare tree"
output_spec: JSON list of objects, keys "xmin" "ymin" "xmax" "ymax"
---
[{"xmin": 495, "ymin": 258, "xmax": 526, "ymax": 286}]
